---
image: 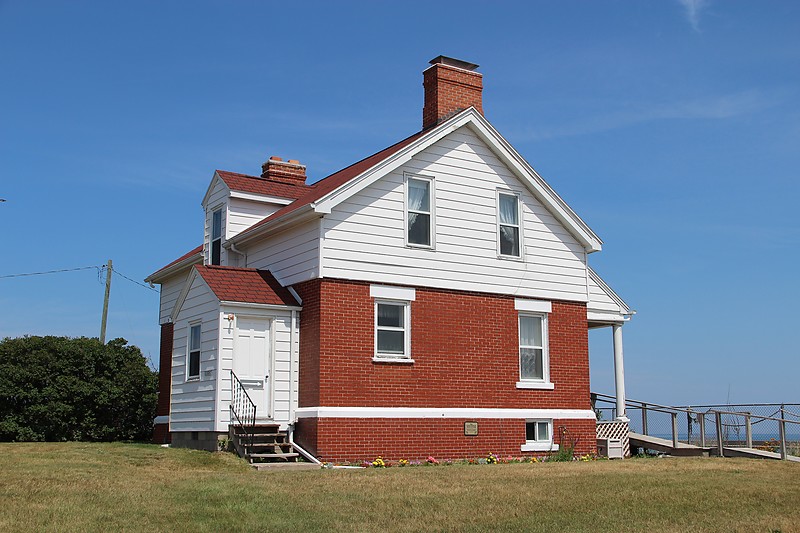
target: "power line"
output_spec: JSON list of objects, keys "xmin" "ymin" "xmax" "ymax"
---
[
  {"xmin": 0, "ymin": 265, "xmax": 101, "ymax": 279},
  {"xmin": 112, "ymin": 268, "xmax": 159, "ymax": 293}
]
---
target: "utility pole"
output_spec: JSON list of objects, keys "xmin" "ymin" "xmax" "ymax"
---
[{"xmin": 100, "ymin": 259, "xmax": 112, "ymax": 344}]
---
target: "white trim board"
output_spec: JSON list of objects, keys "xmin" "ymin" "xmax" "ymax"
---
[
  {"xmin": 294, "ymin": 407, "xmax": 596, "ymax": 420},
  {"xmin": 514, "ymin": 299, "xmax": 552, "ymax": 313}
]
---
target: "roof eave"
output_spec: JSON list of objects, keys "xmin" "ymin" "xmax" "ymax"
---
[
  {"xmin": 229, "ymin": 203, "xmax": 319, "ymax": 246},
  {"xmin": 145, "ymin": 253, "xmax": 203, "ymax": 284}
]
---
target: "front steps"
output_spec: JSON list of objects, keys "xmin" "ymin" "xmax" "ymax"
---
[{"xmin": 229, "ymin": 423, "xmax": 301, "ymax": 465}]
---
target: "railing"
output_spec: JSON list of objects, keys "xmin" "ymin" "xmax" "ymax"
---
[
  {"xmin": 592, "ymin": 393, "xmax": 800, "ymax": 460},
  {"xmin": 230, "ymin": 370, "xmax": 257, "ymax": 450}
]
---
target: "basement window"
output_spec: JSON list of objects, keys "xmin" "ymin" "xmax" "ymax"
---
[
  {"xmin": 210, "ymin": 208, "xmax": 222, "ymax": 265},
  {"xmin": 521, "ymin": 420, "xmax": 558, "ymax": 452}
]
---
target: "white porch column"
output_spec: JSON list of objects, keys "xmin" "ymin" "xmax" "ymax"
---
[{"xmin": 612, "ymin": 324, "xmax": 628, "ymax": 421}]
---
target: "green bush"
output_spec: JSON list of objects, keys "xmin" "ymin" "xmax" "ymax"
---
[{"xmin": 0, "ymin": 336, "xmax": 157, "ymax": 442}]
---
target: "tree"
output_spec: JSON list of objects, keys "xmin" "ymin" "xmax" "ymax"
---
[{"xmin": 0, "ymin": 336, "xmax": 157, "ymax": 442}]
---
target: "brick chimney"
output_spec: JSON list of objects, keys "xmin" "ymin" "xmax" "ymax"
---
[
  {"xmin": 422, "ymin": 55, "xmax": 483, "ymax": 130},
  {"xmin": 261, "ymin": 156, "xmax": 307, "ymax": 185}
]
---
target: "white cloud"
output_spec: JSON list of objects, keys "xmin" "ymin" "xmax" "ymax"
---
[
  {"xmin": 678, "ymin": 0, "xmax": 709, "ymax": 32},
  {"xmin": 511, "ymin": 89, "xmax": 779, "ymax": 142}
]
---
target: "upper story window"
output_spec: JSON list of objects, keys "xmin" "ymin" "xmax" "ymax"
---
[
  {"xmin": 187, "ymin": 323, "xmax": 201, "ymax": 381},
  {"xmin": 210, "ymin": 208, "xmax": 222, "ymax": 265},
  {"xmin": 498, "ymin": 191, "xmax": 521, "ymax": 258},
  {"xmin": 406, "ymin": 175, "xmax": 434, "ymax": 248}
]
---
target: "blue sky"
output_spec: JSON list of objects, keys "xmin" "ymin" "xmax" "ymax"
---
[{"xmin": 1, "ymin": 1, "xmax": 798, "ymax": 406}]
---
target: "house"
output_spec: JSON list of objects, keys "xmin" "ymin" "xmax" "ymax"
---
[{"xmin": 145, "ymin": 56, "xmax": 633, "ymax": 462}]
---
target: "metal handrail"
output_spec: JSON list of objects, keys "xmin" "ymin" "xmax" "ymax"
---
[
  {"xmin": 230, "ymin": 370, "xmax": 257, "ymax": 451},
  {"xmin": 593, "ymin": 392, "xmax": 798, "ymax": 460}
]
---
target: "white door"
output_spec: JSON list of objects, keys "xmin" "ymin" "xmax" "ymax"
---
[{"xmin": 233, "ymin": 316, "xmax": 272, "ymax": 420}]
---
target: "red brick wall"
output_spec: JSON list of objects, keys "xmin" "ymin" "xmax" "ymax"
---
[
  {"xmin": 423, "ymin": 62, "xmax": 483, "ymax": 129},
  {"xmin": 295, "ymin": 278, "xmax": 590, "ymax": 410},
  {"xmin": 312, "ymin": 418, "xmax": 596, "ymax": 462},
  {"xmin": 294, "ymin": 279, "xmax": 321, "ymax": 407},
  {"xmin": 291, "ymin": 277, "xmax": 594, "ymax": 460},
  {"xmin": 152, "ymin": 322, "xmax": 173, "ymax": 444}
]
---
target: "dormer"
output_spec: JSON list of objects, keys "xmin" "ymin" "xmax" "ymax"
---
[{"xmin": 200, "ymin": 158, "xmax": 312, "ymax": 267}]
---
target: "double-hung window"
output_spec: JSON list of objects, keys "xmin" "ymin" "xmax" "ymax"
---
[
  {"xmin": 519, "ymin": 314, "xmax": 546, "ymax": 382},
  {"xmin": 522, "ymin": 420, "xmax": 557, "ymax": 451},
  {"xmin": 210, "ymin": 208, "xmax": 222, "ymax": 265},
  {"xmin": 498, "ymin": 191, "xmax": 521, "ymax": 258},
  {"xmin": 371, "ymin": 284, "xmax": 416, "ymax": 363},
  {"xmin": 187, "ymin": 324, "xmax": 201, "ymax": 381},
  {"xmin": 406, "ymin": 175, "xmax": 434, "ymax": 248},
  {"xmin": 375, "ymin": 301, "xmax": 410, "ymax": 359}
]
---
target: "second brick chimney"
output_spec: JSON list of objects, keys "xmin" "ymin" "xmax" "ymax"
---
[
  {"xmin": 261, "ymin": 156, "xmax": 307, "ymax": 185},
  {"xmin": 422, "ymin": 55, "xmax": 483, "ymax": 130}
]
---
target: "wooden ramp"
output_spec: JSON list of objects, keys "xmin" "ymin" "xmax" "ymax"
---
[
  {"xmin": 628, "ymin": 432, "xmax": 712, "ymax": 457},
  {"xmin": 719, "ymin": 447, "xmax": 800, "ymax": 462}
]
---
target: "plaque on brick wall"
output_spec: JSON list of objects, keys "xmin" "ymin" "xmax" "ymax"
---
[{"xmin": 464, "ymin": 421, "xmax": 478, "ymax": 436}]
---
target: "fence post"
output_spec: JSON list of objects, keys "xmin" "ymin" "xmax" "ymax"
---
[
  {"xmin": 672, "ymin": 412, "xmax": 679, "ymax": 449},
  {"xmin": 715, "ymin": 412, "xmax": 724, "ymax": 457},
  {"xmin": 687, "ymin": 409, "xmax": 693, "ymax": 444},
  {"xmin": 642, "ymin": 403, "xmax": 648, "ymax": 435},
  {"xmin": 779, "ymin": 404, "xmax": 787, "ymax": 460},
  {"xmin": 745, "ymin": 413, "xmax": 752, "ymax": 448},
  {"xmin": 698, "ymin": 413, "xmax": 706, "ymax": 448}
]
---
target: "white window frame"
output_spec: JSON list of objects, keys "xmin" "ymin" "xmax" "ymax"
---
[
  {"xmin": 186, "ymin": 323, "xmax": 201, "ymax": 381},
  {"xmin": 497, "ymin": 190, "xmax": 523, "ymax": 260},
  {"xmin": 404, "ymin": 173, "xmax": 435, "ymax": 249},
  {"xmin": 373, "ymin": 299, "xmax": 413, "ymax": 363},
  {"xmin": 516, "ymin": 312, "xmax": 553, "ymax": 389},
  {"xmin": 210, "ymin": 207, "xmax": 223, "ymax": 265},
  {"xmin": 521, "ymin": 419, "xmax": 559, "ymax": 452}
]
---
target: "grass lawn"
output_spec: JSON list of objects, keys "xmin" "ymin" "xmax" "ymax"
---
[{"xmin": 1, "ymin": 443, "xmax": 798, "ymax": 532}]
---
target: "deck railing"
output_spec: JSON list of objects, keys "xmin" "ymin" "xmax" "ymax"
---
[
  {"xmin": 230, "ymin": 370, "xmax": 257, "ymax": 450},
  {"xmin": 592, "ymin": 393, "xmax": 800, "ymax": 459}
]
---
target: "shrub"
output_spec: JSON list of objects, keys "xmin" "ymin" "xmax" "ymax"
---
[{"xmin": 0, "ymin": 336, "xmax": 157, "ymax": 442}]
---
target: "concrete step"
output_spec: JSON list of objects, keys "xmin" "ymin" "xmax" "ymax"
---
[{"xmin": 248, "ymin": 452, "xmax": 300, "ymax": 461}]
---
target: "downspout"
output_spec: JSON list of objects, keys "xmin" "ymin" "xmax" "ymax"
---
[{"xmin": 229, "ymin": 241, "xmax": 247, "ymax": 267}]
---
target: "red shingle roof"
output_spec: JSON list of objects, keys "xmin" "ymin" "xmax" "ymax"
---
[
  {"xmin": 216, "ymin": 170, "xmax": 312, "ymax": 200},
  {"xmin": 194, "ymin": 265, "xmax": 299, "ymax": 307},
  {"xmin": 148, "ymin": 244, "xmax": 203, "ymax": 280},
  {"xmin": 233, "ymin": 129, "xmax": 426, "ymax": 241}
]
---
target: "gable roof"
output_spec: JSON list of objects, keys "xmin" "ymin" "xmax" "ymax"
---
[
  {"xmin": 230, "ymin": 108, "xmax": 603, "ymax": 252},
  {"xmin": 145, "ymin": 244, "xmax": 203, "ymax": 283},
  {"xmin": 215, "ymin": 170, "xmax": 312, "ymax": 199},
  {"xmin": 194, "ymin": 265, "xmax": 300, "ymax": 307},
  {"xmin": 230, "ymin": 130, "xmax": 426, "ymax": 243}
]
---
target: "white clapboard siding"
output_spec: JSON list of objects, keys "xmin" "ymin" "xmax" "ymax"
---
[
  {"xmin": 244, "ymin": 219, "xmax": 320, "ymax": 285},
  {"xmin": 204, "ymin": 179, "xmax": 229, "ymax": 266},
  {"xmin": 215, "ymin": 307, "xmax": 298, "ymax": 432},
  {"xmin": 158, "ymin": 270, "xmax": 192, "ymax": 324},
  {"xmin": 587, "ymin": 269, "xmax": 627, "ymax": 316},
  {"xmin": 322, "ymin": 127, "xmax": 589, "ymax": 302},
  {"xmin": 170, "ymin": 274, "xmax": 220, "ymax": 432},
  {"xmin": 227, "ymin": 198, "xmax": 282, "ymax": 239}
]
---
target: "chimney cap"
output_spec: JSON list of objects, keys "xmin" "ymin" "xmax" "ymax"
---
[{"xmin": 429, "ymin": 55, "xmax": 479, "ymax": 72}]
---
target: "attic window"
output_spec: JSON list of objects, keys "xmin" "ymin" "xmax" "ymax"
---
[
  {"xmin": 406, "ymin": 174, "xmax": 434, "ymax": 248},
  {"xmin": 211, "ymin": 209, "xmax": 222, "ymax": 265},
  {"xmin": 498, "ymin": 191, "xmax": 521, "ymax": 258}
]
